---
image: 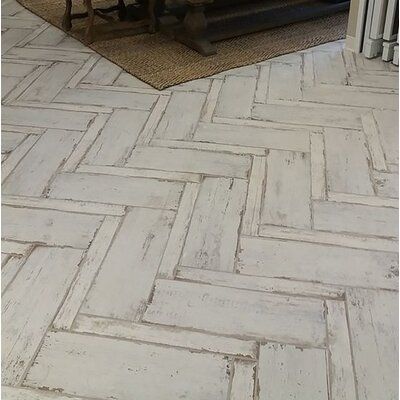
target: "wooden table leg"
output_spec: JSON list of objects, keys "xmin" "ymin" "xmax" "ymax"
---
[
  {"xmin": 84, "ymin": 0, "xmax": 95, "ymax": 43},
  {"xmin": 62, "ymin": 0, "xmax": 72, "ymax": 31},
  {"xmin": 176, "ymin": 0, "xmax": 216, "ymax": 56},
  {"xmin": 118, "ymin": 0, "xmax": 127, "ymax": 21},
  {"xmin": 148, "ymin": 0, "xmax": 157, "ymax": 33}
]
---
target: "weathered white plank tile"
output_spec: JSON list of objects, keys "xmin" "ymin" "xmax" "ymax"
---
[
  {"xmin": 62, "ymin": 113, "xmax": 109, "ymax": 171},
  {"xmin": 158, "ymin": 183, "xmax": 199, "ymax": 278},
  {"xmin": 81, "ymin": 57, "xmax": 121, "ymax": 85},
  {"xmin": 77, "ymin": 164, "xmax": 201, "ymax": 183},
  {"xmin": 326, "ymin": 300, "xmax": 357, "ymax": 400},
  {"xmin": 20, "ymin": 62, "xmax": 78, "ymax": 102},
  {"xmin": 82, "ymin": 208, "xmax": 174, "ymax": 320},
  {"xmin": 1, "ymin": 16, "xmax": 43, "ymax": 29},
  {"xmin": 242, "ymin": 156, "xmax": 266, "ymax": 235},
  {"xmin": 302, "ymin": 51, "xmax": 315, "ymax": 88},
  {"xmin": 4, "ymin": 47, "xmax": 90, "ymax": 62},
  {"xmin": 328, "ymin": 192, "xmax": 398, "ymax": 208},
  {"xmin": 310, "ymin": 131, "xmax": 326, "ymax": 199},
  {"xmin": 373, "ymin": 109, "xmax": 398, "ymax": 165},
  {"xmin": 2, "ymin": 386, "xmax": 85, "ymax": 400},
  {"xmin": 194, "ymin": 121, "xmax": 310, "ymax": 152},
  {"xmin": 324, "ymin": 128, "xmax": 374, "ymax": 195},
  {"xmin": 238, "ymin": 236, "xmax": 398, "ymax": 290},
  {"xmin": 155, "ymin": 91, "xmax": 206, "ymax": 140},
  {"xmin": 355, "ymin": 54, "xmax": 392, "ymax": 72},
  {"xmin": 2, "ymin": 106, "xmax": 95, "ymax": 130},
  {"xmin": 1, "ymin": 254, "xmax": 28, "ymax": 293},
  {"xmin": 1, "ymin": 205, "xmax": 103, "ymax": 248},
  {"xmin": 313, "ymin": 51, "xmax": 347, "ymax": 85},
  {"xmin": 254, "ymin": 64, "xmax": 270, "ymax": 103},
  {"xmin": 1, "ymin": 131, "xmax": 26, "ymax": 153},
  {"xmin": 2, "ymin": 28, "xmax": 32, "ymax": 55},
  {"xmin": 313, "ymin": 200, "xmax": 398, "ymax": 238},
  {"xmin": 2, "ymin": 1, "xmax": 25, "ymax": 15},
  {"xmin": 261, "ymin": 150, "xmax": 311, "ymax": 229},
  {"xmin": 2, "ymin": 64, "xmax": 50, "ymax": 104},
  {"xmin": 58, "ymin": 36, "xmax": 89, "ymax": 50},
  {"xmin": 73, "ymin": 314, "xmax": 257, "ymax": 358},
  {"xmin": 1, "ymin": 125, "xmax": 45, "ymax": 135},
  {"xmin": 2, "ymin": 247, "xmax": 83, "ymax": 385},
  {"xmin": 127, "ymin": 146, "xmax": 251, "ymax": 178},
  {"xmin": 136, "ymin": 95, "xmax": 170, "ymax": 145},
  {"xmin": 53, "ymin": 216, "xmax": 121, "ymax": 330},
  {"xmin": 49, "ymin": 172, "xmax": 183, "ymax": 210},
  {"xmin": 268, "ymin": 61, "xmax": 302, "ymax": 101},
  {"xmin": 25, "ymin": 331, "xmax": 231, "ymax": 400},
  {"xmin": 28, "ymin": 25, "xmax": 66, "ymax": 46},
  {"xmin": 258, "ymin": 343, "xmax": 329, "ymax": 400},
  {"xmin": 77, "ymin": 82, "xmax": 162, "ymax": 95},
  {"xmin": 1, "ymin": 240, "xmax": 31, "ymax": 255},
  {"xmin": 258, "ymin": 224, "xmax": 398, "ymax": 252},
  {"xmin": 213, "ymin": 115, "xmax": 318, "ymax": 131},
  {"xmin": 348, "ymin": 72, "xmax": 399, "ymax": 89},
  {"xmin": 54, "ymin": 88, "xmax": 157, "ymax": 110},
  {"xmin": 144, "ymin": 280, "xmax": 327, "ymax": 347},
  {"xmin": 176, "ymin": 266, "xmax": 344, "ymax": 299},
  {"xmin": 374, "ymin": 171, "xmax": 399, "ymax": 198},
  {"xmin": 346, "ymin": 289, "xmax": 398, "ymax": 400},
  {"xmin": 1, "ymin": 134, "xmax": 39, "ymax": 183},
  {"xmin": 169, "ymin": 77, "xmax": 211, "ymax": 92},
  {"xmin": 151, "ymin": 138, "xmax": 265, "ymax": 156},
  {"xmin": 302, "ymin": 85, "xmax": 397, "ymax": 110},
  {"xmin": 10, "ymin": 100, "xmax": 112, "ymax": 114},
  {"xmin": 2, "ymin": 76, "xmax": 21, "ymax": 98},
  {"xmin": 269, "ymin": 53, "xmax": 303, "ymax": 64},
  {"xmin": 3, "ymin": 129, "xmax": 82, "ymax": 196},
  {"xmin": 361, "ymin": 112, "xmax": 387, "ymax": 171},
  {"xmin": 224, "ymin": 64, "xmax": 258, "ymax": 77},
  {"xmin": 65, "ymin": 54, "xmax": 100, "ymax": 88},
  {"xmin": 201, "ymin": 79, "xmax": 223, "ymax": 121},
  {"xmin": 230, "ymin": 360, "xmax": 256, "ymax": 400},
  {"xmin": 253, "ymin": 103, "xmax": 363, "ymax": 129},
  {"xmin": 181, "ymin": 178, "xmax": 247, "ymax": 271},
  {"xmin": 2, "ymin": 61, "xmax": 37, "ymax": 77},
  {"xmin": 2, "ymin": 253, "xmax": 10, "ymax": 265},
  {"xmin": 84, "ymin": 109, "xmax": 148, "ymax": 166},
  {"xmin": 114, "ymin": 71, "xmax": 153, "ymax": 88},
  {"xmin": 2, "ymin": 195, "xmax": 125, "ymax": 216},
  {"xmin": 215, "ymin": 76, "xmax": 257, "ymax": 119}
]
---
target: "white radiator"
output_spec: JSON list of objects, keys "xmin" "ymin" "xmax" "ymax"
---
[{"xmin": 362, "ymin": 0, "xmax": 399, "ymax": 64}]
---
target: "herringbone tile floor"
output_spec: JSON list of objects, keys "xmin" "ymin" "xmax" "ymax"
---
[{"xmin": 1, "ymin": 1, "xmax": 399, "ymax": 398}]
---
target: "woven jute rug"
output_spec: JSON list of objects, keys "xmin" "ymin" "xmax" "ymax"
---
[{"xmin": 16, "ymin": 0, "xmax": 348, "ymax": 89}]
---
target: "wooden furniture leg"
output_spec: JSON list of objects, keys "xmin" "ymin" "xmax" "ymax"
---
[
  {"xmin": 84, "ymin": 0, "xmax": 95, "ymax": 43},
  {"xmin": 148, "ymin": 0, "xmax": 157, "ymax": 33},
  {"xmin": 176, "ymin": 0, "xmax": 216, "ymax": 56},
  {"xmin": 118, "ymin": 0, "xmax": 127, "ymax": 20},
  {"xmin": 62, "ymin": 0, "xmax": 72, "ymax": 31}
]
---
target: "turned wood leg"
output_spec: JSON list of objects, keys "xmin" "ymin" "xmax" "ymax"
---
[
  {"xmin": 62, "ymin": 0, "xmax": 72, "ymax": 31},
  {"xmin": 84, "ymin": 0, "xmax": 95, "ymax": 43},
  {"xmin": 118, "ymin": 0, "xmax": 127, "ymax": 21},
  {"xmin": 182, "ymin": 3, "xmax": 216, "ymax": 55},
  {"xmin": 184, "ymin": 4, "xmax": 206, "ymax": 39},
  {"xmin": 148, "ymin": 0, "xmax": 157, "ymax": 33}
]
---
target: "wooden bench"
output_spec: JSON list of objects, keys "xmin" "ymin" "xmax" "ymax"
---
[{"xmin": 171, "ymin": 0, "xmax": 350, "ymax": 55}]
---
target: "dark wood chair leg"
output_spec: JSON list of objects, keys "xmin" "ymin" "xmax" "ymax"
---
[
  {"xmin": 118, "ymin": 0, "xmax": 127, "ymax": 21},
  {"xmin": 148, "ymin": 0, "xmax": 157, "ymax": 33},
  {"xmin": 84, "ymin": 0, "xmax": 95, "ymax": 43},
  {"xmin": 62, "ymin": 0, "xmax": 73, "ymax": 31}
]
